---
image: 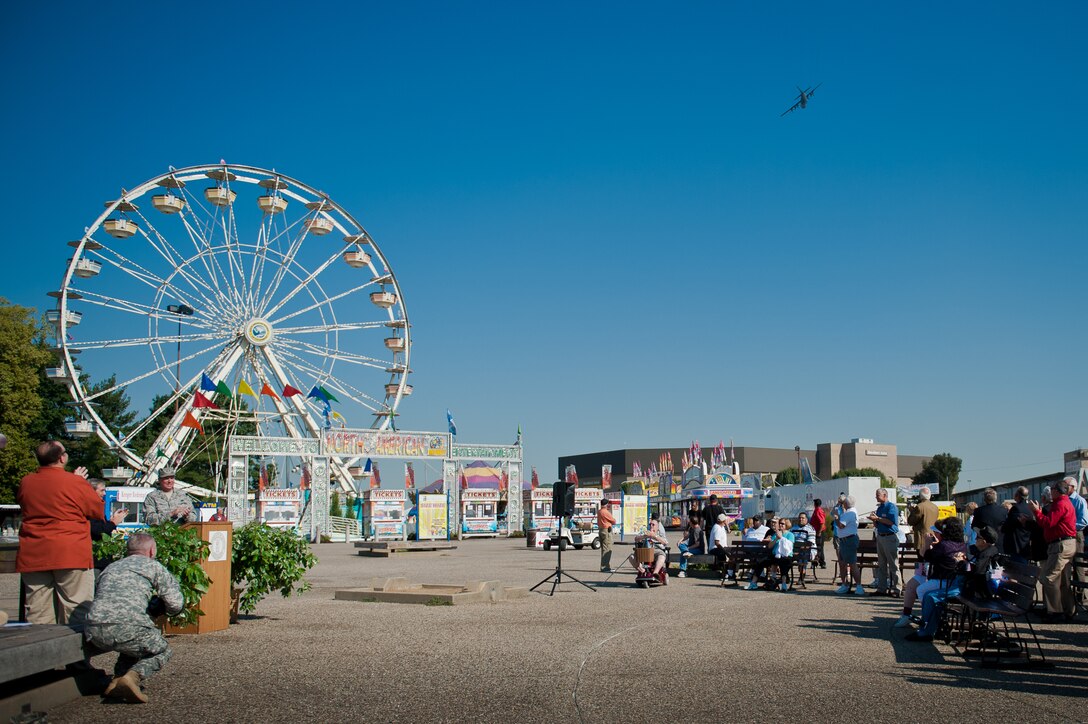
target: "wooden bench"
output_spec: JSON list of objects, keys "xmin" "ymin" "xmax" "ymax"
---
[
  {"xmin": 718, "ymin": 542, "xmax": 767, "ymax": 586},
  {"xmin": 944, "ymin": 559, "xmax": 1048, "ymax": 668},
  {"xmin": 0, "ymin": 624, "xmax": 96, "ymax": 721},
  {"xmin": 354, "ymin": 541, "xmax": 457, "ymax": 557}
]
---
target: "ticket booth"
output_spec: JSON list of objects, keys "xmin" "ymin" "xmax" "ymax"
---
[
  {"xmin": 523, "ymin": 488, "xmax": 557, "ymax": 548},
  {"xmin": 362, "ymin": 489, "xmax": 406, "ymax": 540},
  {"xmin": 260, "ymin": 488, "xmax": 302, "ymax": 527},
  {"xmin": 572, "ymin": 488, "xmax": 602, "ymax": 529},
  {"xmin": 460, "ymin": 489, "xmax": 499, "ymax": 537}
]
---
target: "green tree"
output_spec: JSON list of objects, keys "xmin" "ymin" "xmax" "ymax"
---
[
  {"xmin": 912, "ymin": 453, "xmax": 963, "ymax": 499},
  {"xmin": 832, "ymin": 467, "xmax": 893, "ymax": 487},
  {"xmin": 0, "ymin": 300, "xmax": 51, "ymax": 502},
  {"xmin": 775, "ymin": 467, "xmax": 801, "ymax": 486},
  {"xmin": 329, "ymin": 491, "xmax": 342, "ymax": 518}
]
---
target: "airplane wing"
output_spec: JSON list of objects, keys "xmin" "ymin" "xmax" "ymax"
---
[
  {"xmin": 780, "ymin": 100, "xmax": 802, "ymax": 117},
  {"xmin": 807, "ymin": 83, "xmax": 822, "ymax": 97}
]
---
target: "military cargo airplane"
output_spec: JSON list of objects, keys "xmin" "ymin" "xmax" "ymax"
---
[{"xmin": 781, "ymin": 84, "xmax": 821, "ymax": 116}]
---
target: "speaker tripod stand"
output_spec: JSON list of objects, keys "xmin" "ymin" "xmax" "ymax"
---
[{"xmin": 530, "ymin": 518, "xmax": 597, "ymax": 596}]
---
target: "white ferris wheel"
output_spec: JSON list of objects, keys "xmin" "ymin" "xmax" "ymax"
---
[{"xmin": 46, "ymin": 162, "xmax": 411, "ymax": 487}]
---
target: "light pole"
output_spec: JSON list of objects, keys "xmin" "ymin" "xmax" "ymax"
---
[
  {"xmin": 795, "ymin": 446, "xmax": 801, "ymax": 485},
  {"xmin": 166, "ymin": 304, "xmax": 195, "ymax": 412}
]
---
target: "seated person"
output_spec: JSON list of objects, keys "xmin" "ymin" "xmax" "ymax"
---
[
  {"xmin": 635, "ymin": 514, "xmax": 670, "ymax": 581},
  {"xmin": 743, "ymin": 516, "xmax": 769, "ymax": 542},
  {"xmin": 747, "ymin": 518, "xmax": 795, "ymax": 591},
  {"xmin": 677, "ymin": 514, "xmax": 703, "ymax": 578},
  {"xmin": 707, "ymin": 513, "xmax": 733, "ymax": 576},
  {"xmin": 907, "ymin": 525, "xmax": 1000, "ymax": 642},
  {"xmin": 895, "ymin": 517, "xmax": 968, "ymax": 629},
  {"xmin": 791, "ymin": 513, "xmax": 817, "ymax": 574}
]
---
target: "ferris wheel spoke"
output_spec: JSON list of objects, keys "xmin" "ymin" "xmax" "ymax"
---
[
  {"xmin": 65, "ymin": 290, "xmax": 222, "ymax": 334},
  {"xmin": 275, "ymin": 337, "xmax": 389, "ymax": 370},
  {"xmin": 124, "ymin": 205, "xmax": 233, "ymax": 314},
  {"xmin": 271, "ymin": 279, "xmax": 384, "ymax": 326},
  {"xmin": 82, "ymin": 338, "xmax": 230, "ymax": 403},
  {"xmin": 250, "ymin": 214, "xmax": 307, "ymax": 317},
  {"xmin": 82, "ymin": 243, "xmax": 225, "ymax": 320},
  {"xmin": 261, "ymin": 244, "xmax": 347, "ymax": 320},
  {"xmin": 257, "ymin": 218, "xmax": 316, "ymax": 318},
  {"xmin": 275, "ymin": 320, "xmax": 386, "ymax": 336},
  {"xmin": 174, "ymin": 186, "xmax": 242, "ymax": 310},
  {"xmin": 269, "ymin": 346, "xmax": 385, "ymax": 412}
]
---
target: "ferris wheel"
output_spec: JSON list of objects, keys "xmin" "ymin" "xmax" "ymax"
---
[{"xmin": 46, "ymin": 162, "xmax": 411, "ymax": 487}]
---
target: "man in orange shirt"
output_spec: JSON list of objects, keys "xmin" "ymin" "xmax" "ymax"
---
[
  {"xmin": 17, "ymin": 441, "xmax": 104, "ymax": 624},
  {"xmin": 597, "ymin": 499, "xmax": 617, "ymax": 572}
]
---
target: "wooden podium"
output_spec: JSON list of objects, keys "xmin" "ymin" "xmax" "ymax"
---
[{"xmin": 164, "ymin": 521, "xmax": 233, "ymax": 635}]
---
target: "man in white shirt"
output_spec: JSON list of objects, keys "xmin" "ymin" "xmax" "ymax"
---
[
  {"xmin": 834, "ymin": 496, "xmax": 864, "ymax": 595},
  {"xmin": 743, "ymin": 516, "xmax": 769, "ymax": 542},
  {"xmin": 709, "ymin": 513, "xmax": 732, "ymax": 578}
]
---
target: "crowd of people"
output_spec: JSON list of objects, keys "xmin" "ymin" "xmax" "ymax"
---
[
  {"xmin": 14, "ymin": 441, "xmax": 196, "ymax": 704},
  {"xmin": 633, "ymin": 480, "xmax": 1085, "ymax": 639}
]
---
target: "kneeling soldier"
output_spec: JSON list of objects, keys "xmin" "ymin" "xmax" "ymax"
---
[{"xmin": 85, "ymin": 532, "xmax": 184, "ymax": 703}]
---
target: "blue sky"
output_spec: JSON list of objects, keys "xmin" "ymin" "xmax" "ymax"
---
[{"xmin": 1, "ymin": 2, "xmax": 1084, "ymax": 490}]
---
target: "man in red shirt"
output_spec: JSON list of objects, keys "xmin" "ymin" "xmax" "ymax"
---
[
  {"xmin": 1029, "ymin": 478, "xmax": 1077, "ymax": 621},
  {"xmin": 16, "ymin": 441, "xmax": 104, "ymax": 624},
  {"xmin": 810, "ymin": 499, "xmax": 827, "ymax": 569}
]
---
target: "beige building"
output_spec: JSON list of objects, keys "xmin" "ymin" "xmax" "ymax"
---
[{"xmin": 816, "ymin": 438, "xmax": 921, "ymax": 485}]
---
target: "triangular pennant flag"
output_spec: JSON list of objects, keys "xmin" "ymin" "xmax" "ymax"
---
[
  {"xmin": 330, "ymin": 411, "xmax": 346, "ymax": 428},
  {"xmin": 260, "ymin": 383, "xmax": 281, "ymax": 400},
  {"xmin": 307, "ymin": 386, "xmax": 329, "ymax": 403},
  {"xmin": 200, "ymin": 373, "xmax": 217, "ymax": 392},
  {"xmin": 370, "ymin": 461, "xmax": 381, "ymax": 489},
  {"xmin": 319, "ymin": 386, "xmax": 339, "ymax": 403},
  {"xmin": 283, "ymin": 384, "xmax": 302, "ymax": 398},
  {"xmin": 156, "ymin": 448, "xmax": 167, "ymax": 459},
  {"xmin": 215, "ymin": 380, "xmax": 232, "ymax": 398},
  {"xmin": 181, "ymin": 411, "xmax": 204, "ymax": 435},
  {"xmin": 238, "ymin": 379, "xmax": 256, "ymax": 397},
  {"xmin": 192, "ymin": 391, "xmax": 219, "ymax": 409}
]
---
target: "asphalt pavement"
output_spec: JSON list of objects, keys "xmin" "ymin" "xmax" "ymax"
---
[{"xmin": 3, "ymin": 538, "xmax": 1086, "ymax": 723}]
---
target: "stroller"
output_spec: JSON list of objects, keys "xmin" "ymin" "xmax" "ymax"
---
[{"xmin": 633, "ymin": 540, "xmax": 670, "ymax": 588}]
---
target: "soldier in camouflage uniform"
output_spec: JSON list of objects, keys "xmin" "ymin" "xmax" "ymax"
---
[
  {"xmin": 143, "ymin": 466, "xmax": 198, "ymax": 525},
  {"xmin": 85, "ymin": 532, "xmax": 184, "ymax": 703}
]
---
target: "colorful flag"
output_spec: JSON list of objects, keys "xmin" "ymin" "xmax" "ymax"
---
[
  {"xmin": 259, "ymin": 463, "xmax": 268, "ymax": 492},
  {"xmin": 318, "ymin": 386, "xmax": 339, "ymax": 403},
  {"xmin": 215, "ymin": 380, "xmax": 232, "ymax": 398},
  {"xmin": 514, "ymin": 424, "xmax": 522, "ymax": 445},
  {"xmin": 192, "ymin": 391, "xmax": 218, "ymax": 409},
  {"xmin": 447, "ymin": 409, "xmax": 457, "ymax": 436},
  {"xmin": 300, "ymin": 463, "xmax": 311, "ymax": 491},
  {"xmin": 405, "ymin": 462, "xmax": 415, "ymax": 489},
  {"xmin": 459, "ymin": 465, "xmax": 468, "ymax": 491},
  {"xmin": 371, "ymin": 461, "xmax": 381, "ymax": 489},
  {"xmin": 330, "ymin": 411, "xmax": 346, "ymax": 427},
  {"xmin": 181, "ymin": 411, "xmax": 203, "ymax": 435},
  {"xmin": 602, "ymin": 464, "xmax": 612, "ymax": 490},
  {"xmin": 530, "ymin": 466, "xmax": 539, "ymax": 490},
  {"xmin": 307, "ymin": 386, "xmax": 329, "ymax": 403},
  {"xmin": 200, "ymin": 373, "xmax": 217, "ymax": 392},
  {"xmin": 499, "ymin": 467, "xmax": 508, "ymax": 493},
  {"xmin": 156, "ymin": 448, "xmax": 167, "ymax": 459},
  {"xmin": 283, "ymin": 384, "xmax": 302, "ymax": 398},
  {"xmin": 260, "ymin": 383, "xmax": 280, "ymax": 400},
  {"xmin": 238, "ymin": 379, "xmax": 256, "ymax": 397},
  {"xmin": 565, "ymin": 464, "xmax": 578, "ymax": 485}
]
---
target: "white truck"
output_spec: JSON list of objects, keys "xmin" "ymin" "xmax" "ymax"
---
[{"xmin": 742, "ymin": 477, "xmax": 888, "ymax": 525}]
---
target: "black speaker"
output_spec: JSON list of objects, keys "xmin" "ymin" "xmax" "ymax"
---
[{"xmin": 551, "ymin": 481, "xmax": 575, "ymax": 518}]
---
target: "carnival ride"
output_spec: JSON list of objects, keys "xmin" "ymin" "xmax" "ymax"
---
[{"xmin": 45, "ymin": 162, "xmax": 411, "ymax": 492}]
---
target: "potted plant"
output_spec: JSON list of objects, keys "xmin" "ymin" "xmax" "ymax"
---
[
  {"xmin": 93, "ymin": 522, "xmax": 211, "ymax": 628},
  {"xmin": 230, "ymin": 522, "xmax": 318, "ymax": 620}
]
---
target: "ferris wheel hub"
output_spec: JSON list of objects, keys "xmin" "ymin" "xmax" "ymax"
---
[{"xmin": 243, "ymin": 318, "xmax": 274, "ymax": 347}]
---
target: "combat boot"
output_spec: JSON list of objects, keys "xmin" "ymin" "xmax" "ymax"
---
[{"xmin": 108, "ymin": 670, "xmax": 148, "ymax": 703}]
